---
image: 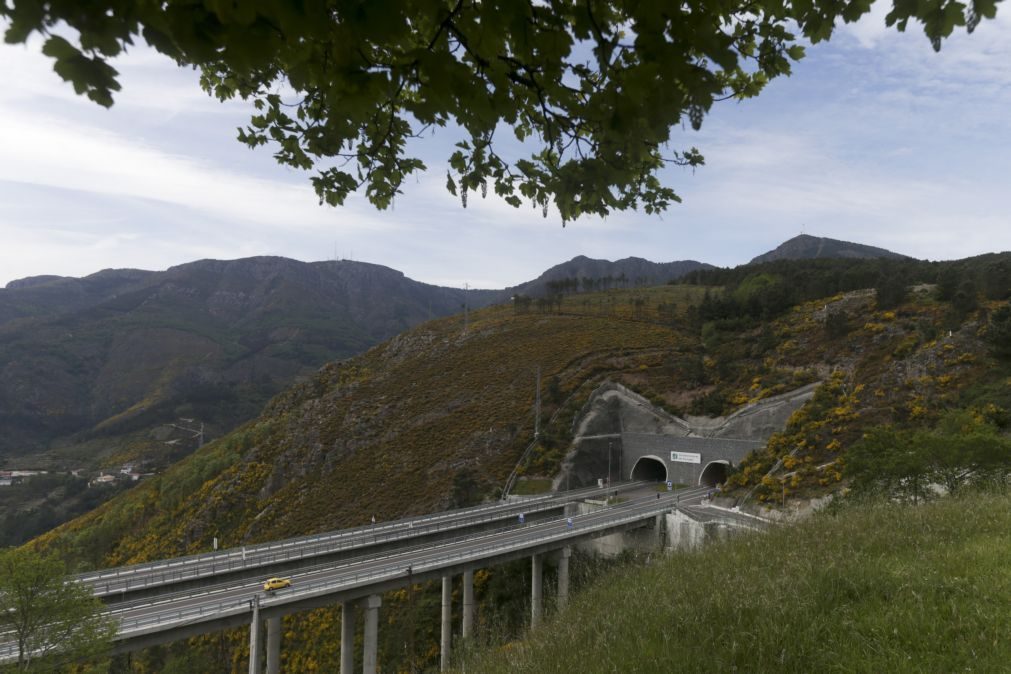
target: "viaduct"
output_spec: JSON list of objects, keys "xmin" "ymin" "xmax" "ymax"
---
[{"xmin": 2, "ymin": 381, "xmax": 817, "ymax": 672}]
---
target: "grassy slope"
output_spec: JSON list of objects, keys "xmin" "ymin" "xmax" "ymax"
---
[{"xmin": 458, "ymin": 493, "xmax": 1011, "ymax": 673}]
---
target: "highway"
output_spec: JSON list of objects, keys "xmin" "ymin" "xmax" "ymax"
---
[
  {"xmin": 81, "ymin": 481, "xmax": 646, "ymax": 599},
  {"xmin": 108, "ymin": 486, "xmax": 710, "ymax": 644}
]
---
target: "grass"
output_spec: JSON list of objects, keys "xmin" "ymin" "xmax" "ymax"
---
[
  {"xmin": 511, "ymin": 478, "xmax": 554, "ymax": 495},
  {"xmin": 455, "ymin": 492, "xmax": 1011, "ymax": 673}
]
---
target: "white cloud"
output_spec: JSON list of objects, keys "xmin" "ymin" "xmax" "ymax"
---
[
  {"xmin": 840, "ymin": 0, "xmax": 894, "ymax": 49},
  {"xmin": 1, "ymin": 35, "xmax": 243, "ymax": 118},
  {"xmin": 680, "ymin": 127, "xmax": 1011, "ymax": 262},
  {"xmin": 0, "ymin": 106, "xmax": 407, "ymax": 235}
]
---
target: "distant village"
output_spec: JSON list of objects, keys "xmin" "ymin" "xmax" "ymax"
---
[
  {"xmin": 0, "ymin": 463, "xmax": 156, "ymax": 488},
  {"xmin": 1, "ymin": 418, "xmax": 203, "ymax": 488}
]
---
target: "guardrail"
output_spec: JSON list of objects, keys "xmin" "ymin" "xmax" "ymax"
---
[
  {"xmin": 114, "ymin": 496, "xmax": 676, "ymax": 637},
  {"xmin": 90, "ymin": 505, "xmax": 534, "ymax": 594},
  {"xmin": 77, "ymin": 493, "xmax": 560, "ymax": 585},
  {"xmin": 84, "ymin": 482, "xmax": 648, "ymax": 596}
]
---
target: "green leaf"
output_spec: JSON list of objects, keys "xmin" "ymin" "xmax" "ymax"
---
[{"xmin": 41, "ymin": 35, "xmax": 78, "ymax": 61}]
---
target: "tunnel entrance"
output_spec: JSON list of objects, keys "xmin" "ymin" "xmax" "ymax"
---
[
  {"xmin": 630, "ymin": 456, "xmax": 668, "ymax": 483},
  {"xmin": 699, "ymin": 461, "xmax": 730, "ymax": 488}
]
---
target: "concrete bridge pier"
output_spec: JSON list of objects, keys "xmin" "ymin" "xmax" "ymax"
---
[
  {"xmin": 248, "ymin": 595, "xmax": 262, "ymax": 674},
  {"xmin": 462, "ymin": 569, "xmax": 475, "ymax": 639},
  {"xmin": 440, "ymin": 575, "xmax": 452, "ymax": 671},
  {"xmin": 340, "ymin": 601, "xmax": 355, "ymax": 674},
  {"xmin": 363, "ymin": 594, "xmax": 382, "ymax": 674},
  {"xmin": 531, "ymin": 553, "xmax": 544, "ymax": 629},
  {"xmin": 266, "ymin": 616, "xmax": 281, "ymax": 674},
  {"xmin": 557, "ymin": 546, "xmax": 571, "ymax": 610}
]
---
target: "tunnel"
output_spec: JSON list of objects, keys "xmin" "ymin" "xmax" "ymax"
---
[
  {"xmin": 699, "ymin": 461, "xmax": 730, "ymax": 488},
  {"xmin": 630, "ymin": 456, "xmax": 668, "ymax": 483}
]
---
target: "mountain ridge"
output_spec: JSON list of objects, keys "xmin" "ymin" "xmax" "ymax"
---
[
  {"xmin": 749, "ymin": 234, "xmax": 908, "ymax": 265},
  {"xmin": 507, "ymin": 254, "xmax": 713, "ymax": 296},
  {"xmin": 0, "ymin": 256, "xmax": 498, "ymax": 468},
  {"xmin": 0, "ymin": 237, "xmax": 919, "ymax": 467}
]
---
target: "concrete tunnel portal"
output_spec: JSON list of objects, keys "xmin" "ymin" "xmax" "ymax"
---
[
  {"xmin": 699, "ymin": 460, "xmax": 730, "ymax": 488},
  {"xmin": 630, "ymin": 456, "xmax": 668, "ymax": 483}
]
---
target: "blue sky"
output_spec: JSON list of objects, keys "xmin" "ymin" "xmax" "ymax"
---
[{"xmin": 1, "ymin": 8, "xmax": 1009, "ymax": 289}]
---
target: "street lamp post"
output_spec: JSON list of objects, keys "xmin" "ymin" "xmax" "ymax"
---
[{"xmin": 607, "ymin": 441, "xmax": 612, "ymax": 489}]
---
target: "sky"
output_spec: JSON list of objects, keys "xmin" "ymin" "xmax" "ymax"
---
[{"xmin": 1, "ymin": 7, "xmax": 1009, "ymax": 289}]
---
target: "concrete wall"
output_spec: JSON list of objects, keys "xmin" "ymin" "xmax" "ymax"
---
[
  {"xmin": 573, "ymin": 503, "xmax": 754, "ymax": 558},
  {"xmin": 557, "ymin": 380, "xmax": 819, "ymax": 489},
  {"xmin": 664, "ymin": 510, "xmax": 705, "ymax": 551},
  {"xmin": 572, "ymin": 500, "xmax": 661, "ymax": 558},
  {"xmin": 623, "ymin": 435, "xmax": 762, "ymax": 486}
]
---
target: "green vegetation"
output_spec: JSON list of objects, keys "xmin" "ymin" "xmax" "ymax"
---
[
  {"xmin": 848, "ymin": 409, "xmax": 1011, "ymax": 502},
  {"xmin": 510, "ymin": 478, "xmax": 553, "ymax": 495},
  {"xmin": 0, "ymin": 257, "xmax": 488, "ymax": 469},
  {"xmin": 682, "ymin": 254, "xmax": 1011, "ymax": 327},
  {"xmin": 987, "ymin": 302, "xmax": 1011, "ymax": 358},
  {"xmin": 36, "ymin": 287, "xmax": 699, "ymax": 568},
  {"xmin": 3, "ymin": 2, "xmax": 995, "ymax": 221},
  {"xmin": 456, "ymin": 492, "xmax": 1011, "ymax": 673},
  {"xmin": 682, "ymin": 257, "xmax": 932, "ymax": 323},
  {"xmin": 0, "ymin": 473, "xmax": 128, "ymax": 547},
  {"xmin": 24, "ymin": 254, "xmax": 1011, "ymax": 671},
  {"xmin": 0, "ymin": 547, "xmax": 114, "ymax": 671},
  {"xmin": 713, "ymin": 258, "xmax": 1011, "ymax": 501}
]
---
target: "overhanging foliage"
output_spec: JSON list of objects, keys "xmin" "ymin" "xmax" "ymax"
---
[{"xmin": 2, "ymin": 0, "xmax": 1001, "ymax": 221}]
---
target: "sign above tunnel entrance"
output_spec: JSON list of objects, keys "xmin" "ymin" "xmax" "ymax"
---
[{"xmin": 670, "ymin": 451, "xmax": 702, "ymax": 464}]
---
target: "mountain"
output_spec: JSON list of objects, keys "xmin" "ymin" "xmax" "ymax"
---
[
  {"xmin": 0, "ymin": 256, "xmax": 497, "ymax": 467},
  {"xmin": 36, "ymin": 254, "xmax": 1011, "ymax": 671},
  {"xmin": 0, "ymin": 269, "xmax": 154, "ymax": 326},
  {"xmin": 33, "ymin": 254, "xmax": 1011, "ymax": 674},
  {"xmin": 0, "ymin": 253, "xmax": 712, "ymax": 467},
  {"xmin": 508, "ymin": 255, "xmax": 713, "ymax": 296},
  {"xmin": 749, "ymin": 234, "xmax": 909, "ymax": 265}
]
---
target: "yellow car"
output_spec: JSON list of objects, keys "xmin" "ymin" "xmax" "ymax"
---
[{"xmin": 263, "ymin": 577, "xmax": 292, "ymax": 592}]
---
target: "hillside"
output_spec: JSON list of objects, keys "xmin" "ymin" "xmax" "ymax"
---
[
  {"xmin": 0, "ymin": 250, "xmax": 731, "ymax": 547},
  {"xmin": 32, "ymin": 252, "xmax": 1011, "ymax": 671},
  {"xmin": 749, "ymin": 234, "xmax": 908, "ymax": 264},
  {"xmin": 0, "ymin": 256, "xmax": 496, "ymax": 469},
  {"xmin": 38, "ymin": 285, "xmax": 713, "ymax": 566},
  {"xmin": 0, "ymin": 245, "xmax": 908, "ymax": 470}
]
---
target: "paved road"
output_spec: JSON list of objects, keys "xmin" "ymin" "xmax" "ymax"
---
[{"xmin": 81, "ymin": 481, "xmax": 647, "ymax": 598}]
